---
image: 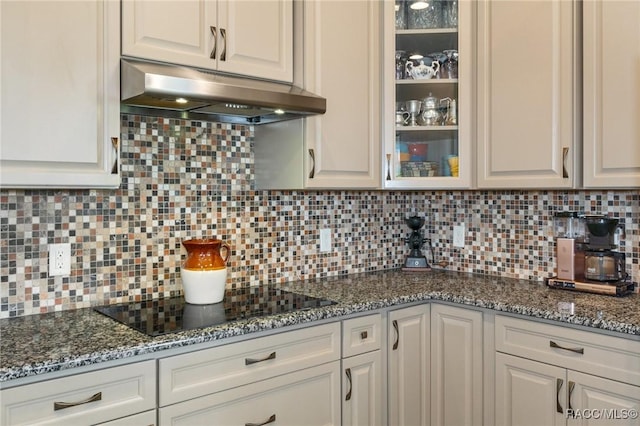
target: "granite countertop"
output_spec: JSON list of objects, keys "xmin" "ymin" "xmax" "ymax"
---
[{"xmin": 1, "ymin": 269, "xmax": 639, "ymax": 384}]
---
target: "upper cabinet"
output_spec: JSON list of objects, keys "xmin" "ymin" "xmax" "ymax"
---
[
  {"xmin": 476, "ymin": 0, "xmax": 579, "ymax": 189},
  {"xmin": 121, "ymin": 0, "xmax": 293, "ymax": 83},
  {"xmin": 583, "ymin": 0, "xmax": 640, "ymax": 188},
  {"xmin": 254, "ymin": 0, "xmax": 382, "ymax": 190},
  {"xmin": 383, "ymin": 0, "xmax": 474, "ymax": 189},
  {"xmin": 0, "ymin": 0, "xmax": 120, "ymax": 189}
]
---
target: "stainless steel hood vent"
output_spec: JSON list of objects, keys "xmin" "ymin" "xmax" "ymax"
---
[{"xmin": 120, "ymin": 59, "xmax": 326, "ymax": 125}]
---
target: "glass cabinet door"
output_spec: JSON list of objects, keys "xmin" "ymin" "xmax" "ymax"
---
[{"xmin": 383, "ymin": 0, "xmax": 472, "ymax": 189}]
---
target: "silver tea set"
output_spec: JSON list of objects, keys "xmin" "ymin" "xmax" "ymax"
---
[{"xmin": 396, "ymin": 94, "xmax": 457, "ymax": 127}]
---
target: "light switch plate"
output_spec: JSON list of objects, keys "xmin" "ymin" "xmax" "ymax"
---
[
  {"xmin": 453, "ymin": 224, "xmax": 465, "ymax": 248},
  {"xmin": 320, "ymin": 228, "xmax": 332, "ymax": 252}
]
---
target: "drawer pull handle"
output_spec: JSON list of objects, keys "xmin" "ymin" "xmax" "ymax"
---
[
  {"xmin": 549, "ymin": 340, "xmax": 584, "ymax": 355},
  {"xmin": 556, "ymin": 378, "xmax": 563, "ymax": 413},
  {"xmin": 245, "ymin": 351, "xmax": 276, "ymax": 365},
  {"xmin": 360, "ymin": 331, "xmax": 368, "ymax": 340},
  {"xmin": 54, "ymin": 392, "xmax": 102, "ymax": 411},
  {"xmin": 345, "ymin": 368, "xmax": 353, "ymax": 401},
  {"xmin": 392, "ymin": 320, "xmax": 399, "ymax": 350},
  {"xmin": 245, "ymin": 414, "xmax": 276, "ymax": 426},
  {"xmin": 568, "ymin": 380, "xmax": 576, "ymax": 413}
]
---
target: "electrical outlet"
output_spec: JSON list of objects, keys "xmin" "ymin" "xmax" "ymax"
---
[
  {"xmin": 49, "ymin": 243, "xmax": 71, "ymax": 276},
  {"xmin": 320, "ymin": 228, "xmax": 332, "ymax": 253},
  {"xmin": 453, "ymin": 224, "xmax": 465, "ymax": 248}
]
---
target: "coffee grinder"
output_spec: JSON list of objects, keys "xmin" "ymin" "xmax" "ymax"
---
[{"xmin": 402, "ymin": 215, "xmax": 432, "ymax": 271}]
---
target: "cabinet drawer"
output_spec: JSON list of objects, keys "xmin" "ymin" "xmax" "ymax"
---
[
  {"xmin": 0, "ymin": 360, "xmax": 156, "ymax": 426},
  {"xmin": 97, "ymin": 409, "xmax": 156, "ymax": 426},
  {"xmin": 495, "ymin": 315, "xmax": 640, "ymax": 386},
  {"xmin": 159, "ymin": 322, "xmax": 341, "ymax": 406},
  {"xmin": 342, "ymin": 314, "xmax": 382, "ymax": 358},
  {"xmin": 159, "ymin": 361, "xmax": 341, "ymax": 425}
]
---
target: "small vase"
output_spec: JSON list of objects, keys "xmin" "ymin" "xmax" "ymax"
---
[{"xmin": 181, "ymin": 238, "xmax": 231, "ymax": 304}]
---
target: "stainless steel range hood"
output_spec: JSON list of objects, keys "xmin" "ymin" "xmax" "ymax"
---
[{"xmin": 120, "ymin": 59, "xmax": 326, "ymax": 125}]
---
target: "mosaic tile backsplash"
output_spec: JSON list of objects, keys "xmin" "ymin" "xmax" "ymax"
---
[{"xmin": 1, "ymin": 114, "xmax": 638, "ymax": 318}]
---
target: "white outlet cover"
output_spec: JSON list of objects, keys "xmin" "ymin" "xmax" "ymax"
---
[
  {"xmin": 49, "ymin": 243, "xmax": 71, "ymax": 276},
  {"xmin": 320, "ymin": 228, "xmax": 332, "ymax": 252}
]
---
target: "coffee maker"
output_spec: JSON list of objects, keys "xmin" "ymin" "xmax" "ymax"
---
[{"xmin": 548, "ymin": 212, "xmax": 634, "ymax": 296}]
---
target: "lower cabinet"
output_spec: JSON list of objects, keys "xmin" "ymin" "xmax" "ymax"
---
[
  {"xmin": 341, "ymin": 314, "xmax": 383, "ymax": 426},
  {"xmin": 159, "ymin": 361, "xmax": 341, "ymax": 425},
  {"xmin": 0, "ymin": 361, "xmax": 156, "ymax": 426},
  {"xmin": 495, "ymin": 315, "xmax": 640, "ymax": 426},
  {"xmin": 388, "ymin": 303, "xmax": 485, "ymax": 426},
  {"xmin": 388, "ymin": 305, "xmax": 431, "ymax": 426},
  {"xmin": 430, "ymin": 304, "xmax": 484, "ymax": 426},
  {"xmin": 496, "ymin": 353, "xmax": 640, "ymax": 426}
]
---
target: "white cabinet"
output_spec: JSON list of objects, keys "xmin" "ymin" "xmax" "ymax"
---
[
  {"xmin": 158, "ymin": 323, "xmax": 341, "ymax": 425},
  {"xmin": 476, "ymin": 0, "xmax": 579, "ymax": 188},
  {"xmin": 431, "ymin": 304, "xmax": 483, "ymax": 426},
  {"xmin": 0, "ymin": 0, "xmax": 120, "ymax": 189},
  {"xmin": 159, "ymin": 361, "xmax": 341, "ymax": 426},
  {"xmin": 388, "ymin": 304, "xmax": 430, "ymax": 426},
  {"xmin": 383, "ymin": 0, "xmax": 474, "ymax": 189},
  {"xmin": 495, "ymin": 315, "xmax": 640, "ymax": 425},
  {"xmin": 122, "ymin": 0, "xmax": 293, "ymax": 83},
  {"xmin": 0, "ymin": 361, "xmax": 156, "ymax": 426},
  {"xmin": 342, "ymin": 315, "xmax": 383, "ymax": 426},
  {"xmin": 254, "ymin": 0, "xmax": 382, "ymax": 190},
  {"xmin": 582, "ymin": 0, "xmax": 640, "ymax": 188}
]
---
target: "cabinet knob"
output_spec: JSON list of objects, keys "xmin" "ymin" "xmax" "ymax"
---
[
  {"xmin": 220, "ymin": 28, "xmax": 227, "ymax": 61},
  {"xmin": 345, "ymin": 368, "xmax": 353, "ymax": 401},
  {"xmin": 308, "ymin": 149, "xmax": 316, "ymax": 178},
  {"xmin": 245, "ymin": 414, "xmax": 276, "ymax": 426},
  {"xmin": 360, "ymin": 330, "xmax": 368, "ymax": 340}
]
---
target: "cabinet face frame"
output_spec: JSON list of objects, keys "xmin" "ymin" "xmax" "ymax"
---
[{"xmin": 382, "ymin": 0, "xmax": 474, "ymax": 189}]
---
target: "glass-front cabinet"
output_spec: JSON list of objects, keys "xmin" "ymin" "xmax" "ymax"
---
[{"xmin": 383, "ymin": 0, "xmax": 473, "ymax": 189}]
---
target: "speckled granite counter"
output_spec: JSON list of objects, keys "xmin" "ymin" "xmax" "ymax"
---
[{"xmin": 1, "ymin": 270, "xmax": 639, "ymax": 384}]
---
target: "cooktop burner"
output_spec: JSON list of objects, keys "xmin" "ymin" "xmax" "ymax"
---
[{"xmin": 94, "ymin": 287, "xmax": 336, "ymax": 337}]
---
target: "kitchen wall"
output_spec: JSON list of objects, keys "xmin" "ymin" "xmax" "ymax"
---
[{"xmin": 1, "ymin": 114, "xmax": 638, "ymax": 318}]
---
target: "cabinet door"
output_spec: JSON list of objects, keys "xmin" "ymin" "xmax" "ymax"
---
[
  {"xmin": 121, "ymin": 0, "xmax": 216, "ymax": 70},
  {"xmin": 476, "ymin": 0, "xmax": 578, "ymax": 188},
  {"xmin": 122, "ymin": 0, "xmax": 293, "ymax": 83},
  {"xmin": 159, "ymin": 361, "xmax": 341, "ymax": 426},
  {"xmin": 431, "ymin": 304, "xmax": 483, "ymax": 426},
  {"xmin": 568, "ymin": 371, "xmax": 640, "ymax": 426},
  {"xmin": 583, "ymin": 0, "xmax": 640, "ymax": 188},
  {"xmin": 217, "ymin": 0, "xmax": 293, "ymax": 82},
  {"xmin": 495, "ymin": 352, "xmax": 566, "ymax": 426},
  {"xmin": 0, "ymin": 0, "xmax": 120, "ymax": 189},
  {"xmin": 302, "ymin": 0, "xmax": 381, "ymax": 189},
  {"xmin": 388, "ymin": 305, "xmax": 430, "ymax": 426},
  {"xmin": 383, "ymin": 0, "xmax": 474, "ymax": 189},
  {"xmin": 342, "ymin": 351, "xmax": 382, "ymax": 426}
]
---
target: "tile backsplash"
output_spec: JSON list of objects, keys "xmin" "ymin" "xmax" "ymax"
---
[{"xmin": 1, "ymin": 115, "xmax": 638, "ymax": 318}]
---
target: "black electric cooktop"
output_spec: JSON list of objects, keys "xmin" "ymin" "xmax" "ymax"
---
[{"xmin": 94, "ymin": 287, "xmax": 337, "ymax": 336}]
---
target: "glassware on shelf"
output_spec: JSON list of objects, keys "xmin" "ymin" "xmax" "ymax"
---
[
  {"xmin": 442, "ymin": 0, "xmax": 458, "ymax": 28},
  {"xmin": 396, "ymin": 50, "xmax": 408, "ymax": 79},
  {"xmin": 440, "ymin": 97, "xmax": 457, "ymax": 125},
  {"xmin": 442, "ymin": 49, "xmax": 458, "ymax": 79},
  {"xmin": 407, "ymin": 0, "xmax": 442, "ymax": 29},
  {"xmin": 405, "ymin": 100, "xmax": 422, "ymax": 126},
  {"xmin": 395, "ymin": 0, "xmax": 408, "ymax": 29}
]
